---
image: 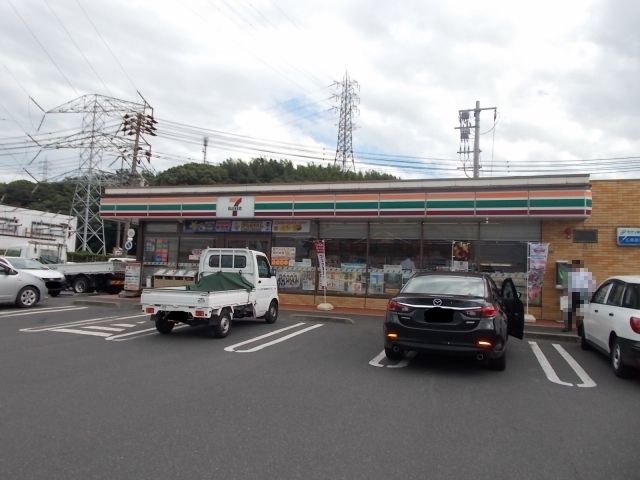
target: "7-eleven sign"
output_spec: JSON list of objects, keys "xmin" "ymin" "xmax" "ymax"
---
[{"xmin": 216, "ymin": 196, "xmax": 255, "ymax": 218}]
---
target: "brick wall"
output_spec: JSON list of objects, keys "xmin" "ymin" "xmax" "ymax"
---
[{"xmin": 541, "ymin": 179, "xmax": 640, "ymax": 320}]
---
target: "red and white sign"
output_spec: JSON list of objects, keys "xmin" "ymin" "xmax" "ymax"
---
[
  {"xmin": 216, "ymin": 196, "xmax": 255, "ymax": 218},
  {"xmin": 314, "ymin": 240, "xmax": 327, "ymax": 288}
]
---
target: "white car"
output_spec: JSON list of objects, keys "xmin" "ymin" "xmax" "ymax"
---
[
  {"xmin": 0, "ymin": 256, "xmax": 66, "ymax": 297},
  {"xmin": 579, "ymin": 275, "xmax": 640, "ymax": 378},
  {"xmin": 0, "ymin": 262, "xmax": 47, "ymax": 307}
]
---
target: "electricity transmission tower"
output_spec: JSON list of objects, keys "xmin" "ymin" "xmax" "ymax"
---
[
  {"xmin": 37, "ymin": 94, "xmax": 154, "ymax": 254},
  {"xmin": 455, "ymin": 100, "xmax": 497, "ymax": 178},
  {"xmin": 331, "ymin": 71, "xmax": 359, "ymax": 172}
]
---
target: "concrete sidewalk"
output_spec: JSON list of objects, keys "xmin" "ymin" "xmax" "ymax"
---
[{"xmin": 72, "ymin": 293, "xmax": 577, "ymax": 342}]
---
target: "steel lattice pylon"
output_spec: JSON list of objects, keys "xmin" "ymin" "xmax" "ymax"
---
[
  {"xmin": 332, "ymin": 72, "xmax": 359, "ymax": 172},
  {"xmin": 42, "ymin": 94, "xmax": 149, "ymax": 254}
]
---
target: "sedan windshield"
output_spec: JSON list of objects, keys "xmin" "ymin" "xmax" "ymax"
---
[{"xmin": 402, "ymin": 275, "xmax": 486, "ymax": 297}]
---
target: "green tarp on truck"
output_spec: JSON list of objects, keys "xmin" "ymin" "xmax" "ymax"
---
[{"xmin": 187, "ymin": 271, "xmax": 254, "ymax": 292}]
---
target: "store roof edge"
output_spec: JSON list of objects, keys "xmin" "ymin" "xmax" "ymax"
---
[{"xmin": 104, "ymin": 174, "xmax": 591, "ymax": 196}]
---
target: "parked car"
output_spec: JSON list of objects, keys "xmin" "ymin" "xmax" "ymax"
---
[
  {"xmin": 579, "ymin": 276, "xmax": 640, "ymax": 378},
  {"xmin": 0, "ymin": 256, "xmax": 65, "ymax": 297},
  {"xmin": 0, "ymin": 262, "xmax": 47, "ymax": 307},
  {"xmin": 383, "ymin": 272, "xmax": 524, "ymax": 370}
]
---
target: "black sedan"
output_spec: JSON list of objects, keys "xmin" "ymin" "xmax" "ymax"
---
[{"xmin": 383, "ymin": 272, "xmax": 524, "ymax": 370}]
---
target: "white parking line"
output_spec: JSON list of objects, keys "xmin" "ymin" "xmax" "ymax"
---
[
  {"xmin": 83, "ymin": 326, "xmax": 125, "ymax": 332},
  {"xmin": 369, "ymin": 350, "xmax": 416, "ymax": 368},
  {"xmin": 224, "ymin": 323, "xmax": 323, "ymax": 352},
  {"xmin": 528, "ymin": 341, "xmax": 574, "ymax": 387},
  {"xmin": 552, "ymin": 344, "xmax": 597, "ymax": 388},
  {"xmin": 112, "ymin": 323, "xmax": 136, "ymax": 328},
  {"xmin": 106, "ymin": 325, "xmax": 188, "ymax": 341},
  {"xmin": 20, "ymin": 314, "xmax": 147, "ymax": 332},
  {"xmin": 50, "ymin": 328, "xmax": 112, "ymax": 337},
  {"xmin": 1, "ymin": 306, "xmax": 88, "ymax": 318}
]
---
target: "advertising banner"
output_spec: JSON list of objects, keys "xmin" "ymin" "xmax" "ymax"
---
[
  {"xmin": 451, "ymin": 241, "xmax": 470, "ymax": 272},
  {"xmin": 313, "ymin": 240, "xmax": 327, "ymax": 288},
  {"xmin": 271, "ymin": 246, "xmax": 296, "ymax": 267},
  {"xmin": 124, "ymin": 262, "xmax": 142, "ymax": 291},
  {"xmin": 527, "ymin": 242, "xmax": 549, "ymax": 305}
]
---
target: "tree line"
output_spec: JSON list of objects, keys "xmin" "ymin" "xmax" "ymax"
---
[{"xmin": 1, "ymin": 158, "xmax": 397, "ymax": 213}]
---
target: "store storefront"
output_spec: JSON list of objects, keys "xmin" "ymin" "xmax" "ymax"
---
[{"xmin": 101, "ymin": 175, "xmax": 593, "ymax": 315}]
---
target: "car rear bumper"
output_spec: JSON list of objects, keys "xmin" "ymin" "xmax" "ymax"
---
[{"xmin": 384, "ymin": 322, "xmax": 505, "ymax": 359}]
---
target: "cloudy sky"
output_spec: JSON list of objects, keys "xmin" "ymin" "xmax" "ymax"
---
[{"xmin": 1, "ymin": 0, "xmax": 639, "ymax": 183}]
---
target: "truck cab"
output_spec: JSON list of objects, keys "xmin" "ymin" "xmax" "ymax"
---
[{"xmin": 198, "ymin": 248, "xmax": 277, "ymax": 315}]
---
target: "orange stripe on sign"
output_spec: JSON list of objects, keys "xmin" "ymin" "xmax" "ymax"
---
[
  {"xmin": 475, "ymin": 190, "xmax": 528, "ymax": 199},
  {"xmin": 529, "ymin": 190, "xmax": 587, "ymax": 198},
  {"xmin": 335, "ymin": 194, "xmax": 378, "ymax": 201},
  {"xmin": 379, "ymin": 193, "xmax": 426, "ymax": 200}
]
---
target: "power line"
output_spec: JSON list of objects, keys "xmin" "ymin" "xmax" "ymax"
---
[
  {"xmin": 7, "ymin": 0, "xmax": 79, "ymax": 95},
  {"xmin": 74, "ymin": 0, "xmax": 138, "ymax": 93},
  {"xmin": 44, "ymin": 0, "xmax": 113, "ymax": 96}
]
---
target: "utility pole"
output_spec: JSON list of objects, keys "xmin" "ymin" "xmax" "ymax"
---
[
  {"xmin": 331, "ymin": 71, "xmax": 360, "ymax": 172},
  {"xmin": 39, "ymin": 94, "xmax": 150, "ymax": 253},
  {"xmin": 203, "ymin": 136, "xmax": 208, "ymax": 164},
  {"xmin": 121, "ymin": 104, "xmax": 156, "ymax": 252},
  {"xmin": 455, "ymin": 100, "xmax": 497, "ymax": 178}
]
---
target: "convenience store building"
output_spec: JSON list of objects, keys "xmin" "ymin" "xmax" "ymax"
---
[{"xmin": 100, "ymin": 174, "xmax": 640, "ymax": 321}]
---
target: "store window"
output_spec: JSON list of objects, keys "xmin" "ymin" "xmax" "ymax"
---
[
  {"xmin": 271, "ymin": 220, "xmax": 317, "ymax": 293},
  {"xmin": 422, "ymin": 241, "xmax": 453, "ymax": 271},
  {"xmin": 178, "ymin": 237, "xmax": 220, "ymax": 267},
  {"xmin": 320, "ymin": 222, "xmax": 367, "ymax": 296},
  {"xmin": 369, "ymin": 222, "xmax": 421, "ymax": 296}
]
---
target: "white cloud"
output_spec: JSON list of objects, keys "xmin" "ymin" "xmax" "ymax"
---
[{"xmin": 0, "ymin": 0, "xmax": 638, "ymax": 183}]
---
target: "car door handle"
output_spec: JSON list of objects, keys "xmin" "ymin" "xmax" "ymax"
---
[
  {"xmin": 609, "ymin": 313, "xmax": 614, "ymax": 317},
  {"xmin": 594, "ymin": 309, "xmax": 598, "ymax": 313}
]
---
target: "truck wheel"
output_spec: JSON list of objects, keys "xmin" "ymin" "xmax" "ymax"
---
[
  {"xmin": 264, "ymin": 300, "xmax": 278, "ymax": 324},
  {"xmin": 154, "ymin": 314, "xmax": 175, "ymax": 334},
  {"xmin": 212, "ymin": 310, "xmax": 231, "ymax": 338},
  {"xmin": 16, "ymin": 286, "xmax": 40, "ymax": 308},
  {"xmin": 72, "ymin": 276, "xmax": 90, "ymax": 294}
]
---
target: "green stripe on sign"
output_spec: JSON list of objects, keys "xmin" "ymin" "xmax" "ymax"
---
[
  {"xmin": 100, "ymin": 205, "xmax": 116, "ymax": 211},
  {"xmin": 116, "ymin": 205, "xmax": 148, "ymax": 211},
  {"xmin": 380, "ymin": 201, "xmax": 425, "ymax": 209},
  {"xmin": 295, "ymin": 202, "xmax": 334, "ymax": 210},
  {"xmin": 530, "ymin": 199, "xmax": 586, "ymax": 207},
  {"xmin": 427, "ymin": 200, "xmax": 475, "ymax": 209},
  {"xmin": 183, "ymin": 204, "xmax": 216, "ymax": 211},
  {"xmin": 256, "ymin": 203, "xmax": 293, "ymax": 210},
  {"xmin": 336, "ymin": 201, "xmax": 378, "ymax": 209},
  {"xmin": 149, "ymin": 204, "xmax": 181, "ymax": 211},
  {"xmin": 476, "ymin": 199, "xmax": 528, "ymax": 208}
]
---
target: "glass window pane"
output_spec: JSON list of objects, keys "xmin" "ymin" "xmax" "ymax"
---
[{"xmin": 403, "ymin": 275, "xmax": 486, "ymax": 297}]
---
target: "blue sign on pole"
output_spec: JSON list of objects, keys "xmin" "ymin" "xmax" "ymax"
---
[
  {"xmin": 616, "ymin": 227, "xmax": 640, "ymax": 246},
  {"xmin": 124, "ymin": 240, "xmax": 133, "ymax": 251}
]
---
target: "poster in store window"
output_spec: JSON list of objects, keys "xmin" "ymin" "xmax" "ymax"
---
[{"xmin": 451, "ymin": 241, "xmax": 470, "ymax": 272}]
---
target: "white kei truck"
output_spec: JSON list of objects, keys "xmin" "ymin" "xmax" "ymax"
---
[{"xmin": 140, "ymin": 248, "xmax": 279, "ymax": 338}]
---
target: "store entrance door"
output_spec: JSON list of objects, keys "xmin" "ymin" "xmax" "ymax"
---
[{"xmin": 225, "ymin": 235, "xmax": 271, "ymax": 255}]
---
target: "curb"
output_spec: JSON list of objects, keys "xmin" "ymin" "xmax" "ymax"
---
[
  {"xmin": 73, "ymin": 299, "xmax": 140, "ymax": 309},
  {"xmin": 524, "ymin": 331, "xmax": 579, "ymax": 343},
  {"xmin": 289, "ymin": 313, "xmax": 355, "ymax": 325}
]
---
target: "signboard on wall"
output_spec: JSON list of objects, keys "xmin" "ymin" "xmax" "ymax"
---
[
  {"xmin": 216, "ymin": 196, "xmax": 255, "ymax": 218},
  {"xmin": 231, "ymin": 220, "xmax": 272, "ymax": 233},
  {"xmin": 272, "ymin": 220, "xmax": 311, "ymax": 233},
  {"xmin": 124, "ymin": 262, "xmax": 142, "ymax": 291},
  {"xmin": 617, "ymin": 227, "xmax": 640, "ymax": 246},
  {"xmin": 271, "ymin": 247, "xmax": 296, "ymax": 266}
]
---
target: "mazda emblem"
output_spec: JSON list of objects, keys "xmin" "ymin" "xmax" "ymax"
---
[{"xmin": 433, "ymin": 298, "xmax": 442, "ymax": 306}]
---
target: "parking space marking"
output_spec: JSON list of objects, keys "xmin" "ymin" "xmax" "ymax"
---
[
  {"xmin": 112, "ymin": 323, "xmax": 136, "ymax": 328},
  {"xmin": 552, "ymin": 344, "xmax": 597, "ymax": 388},
  {"xmin": 49, "ymin": 328, "xmax": 112, "ymax": 337},
  {"xmin": 529, "ymin": 341, "xmax": 596, "ymax": 387},
  {"xmin": 1, "ymin": 306, "xmax": 88, "ymax": 318},
  {"xmin": 106, "ymin": 325, "xmax": 188, "ymax": 341},
  {"xmin": 529, "ymin": 341, "xmax": 573, "ymax": 386},
  {"xmin": 83, "ymin": 326, "xmax": 126, "ymax": 332},
  {"xmin": 224, "ymin": 322, "xmax": 323, "ymax": 352},
  {"xmin": 369, "ymin": 350, "xmax": 416, "ymax": 368}
]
